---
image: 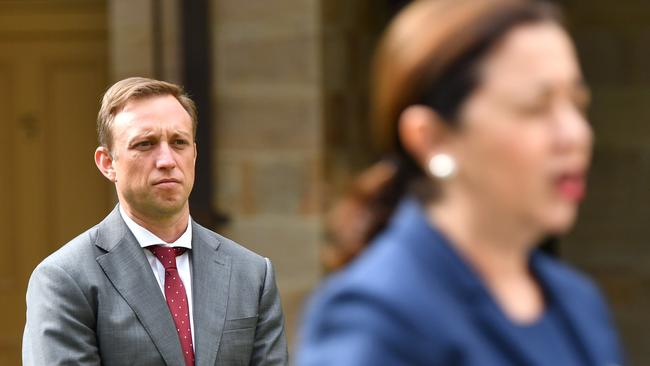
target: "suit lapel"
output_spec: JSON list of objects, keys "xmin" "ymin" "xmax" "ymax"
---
[
  {"xmin": 428, "ymin": 235, "xmax": 537, "ymax": 365},
  {"xmin": 191, "ymin": 223, "xmax": 231, "ymax": 366},
  {"xmin": 395, "ymin": 201, "xmax": 536, "ymax": 365},
  {"xmin": 531, "ymin": 254, "xmax": 599, "ymax": 365},
  {"xmin": 468, "ymin": 253, "xmax": 599, "ymax": 365},
  {"xmin": 394, "ymin": 200, "xmax": 607, "ymax": 364},
  {"xmin": 94, "ymin": 207, "xmax": 186, "ymax": 366},
  {"xmin": 471, "ymin": 300, "xmax": 538, "ymax": 365}
]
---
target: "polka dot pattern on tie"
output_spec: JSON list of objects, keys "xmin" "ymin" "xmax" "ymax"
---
[{"xmin": 148, "ymin": 245, "xmax": 194, "ymax": 366}]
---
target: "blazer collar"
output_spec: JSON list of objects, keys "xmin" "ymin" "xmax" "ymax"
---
[
  {"xmin": 529, "ymin": 253, "xmax": 602, "ymax": 365},
  {"xmin": 190, "ymin": 222, "xmax": 231, "ymax": 366},
  {"xmin": 383, "ymin": 198, "xmax": 486, "ymax": 301},
  {"xmin": 118, "ymin": 204, "xmax": 193, "ymax": 249},
  {"xmin": 94, "ymin": 206, "xmax": 188, "ymax": 366},
  {"xmin": 385, "ymin": 198, "xmax": 597, "ymax": 364}
]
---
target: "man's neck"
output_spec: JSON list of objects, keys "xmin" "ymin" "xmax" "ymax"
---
[{"xmin": 121, "ymin": 205, "xmax": 190, "ymax": 243}]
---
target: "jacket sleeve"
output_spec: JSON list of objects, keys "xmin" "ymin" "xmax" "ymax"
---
[
  {"xmin": 250, "ymin": 258, "xmax": 289, "ymax": 365},
  {"xmin": 22, "ymin": 261, "xmax": 100, "ymax": 366}
]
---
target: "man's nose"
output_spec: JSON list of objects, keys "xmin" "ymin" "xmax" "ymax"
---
[{"xmin": 155, "ymin": 143, "xmax": 177, "ymax": 169}]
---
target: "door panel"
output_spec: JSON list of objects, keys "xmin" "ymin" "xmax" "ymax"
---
[
  {"xmin": 46, "ymin": 59, "xmax": 111, "ymax": 249},
  {"xmin": 0, "ymin": 1, "xmax": 110, "ymax": 363}
]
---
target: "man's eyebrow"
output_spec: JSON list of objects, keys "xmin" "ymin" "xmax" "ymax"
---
[
  {"xmin": 125, "ymin": 130, "xmax": 157, "ymax": 143},
  {"xmin": 171, "ymin": 129, "xmax": 193, "ymax": 138}
]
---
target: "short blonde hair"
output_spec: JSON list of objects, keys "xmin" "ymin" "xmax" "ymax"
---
[{"xmin": 97, "ymin": 77, "xmax": 198, "ymax": 150}]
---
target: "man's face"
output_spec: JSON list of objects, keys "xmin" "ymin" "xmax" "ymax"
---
[{"xmin": 104, "ymin": 95, "xmax": 196, "ymax": 221}]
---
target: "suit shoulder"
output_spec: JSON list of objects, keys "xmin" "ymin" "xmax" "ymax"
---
[
  {"xmin": 27, "ymin": 223, "xmax": 105, "ymax": 298},
  {"xmin": 34, "ymin": 224, "xmax": 102, "ymax": 271},
  {"xmin": 306, "ymin": 240, "xmax": 448, "ymax": 333},
  {"xmin": 193, "ymin": 222, "xmax": 267, "ymax": 265},
  {"xmin": 300, "ymin": 262, "xmax": 452, "ymax": 363}
]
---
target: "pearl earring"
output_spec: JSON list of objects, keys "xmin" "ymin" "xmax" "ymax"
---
[{"xmin": 428, "ymin": 153, "xmax": 456, "ymax": 179}]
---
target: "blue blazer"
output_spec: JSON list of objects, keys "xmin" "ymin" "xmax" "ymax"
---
[{"xmin": 297, "ymin": 199, "xmax": 624, "ymax": 365}]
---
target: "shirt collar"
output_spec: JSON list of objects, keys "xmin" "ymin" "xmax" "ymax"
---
[{"xmin": 119, "ymin": 204, "xmax": 192, "ymax": 249}]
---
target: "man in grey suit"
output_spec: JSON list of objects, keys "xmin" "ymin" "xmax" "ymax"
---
[{"xmin": 23, "ymin": 77, "xmax": 288, "ymax": 365}]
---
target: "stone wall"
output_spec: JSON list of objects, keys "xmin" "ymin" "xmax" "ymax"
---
[
  {"xmin": 321, "ymin": 0, "xmax": 388, "ymax": 196},
  {"xmin": 558, "ymin": 1, "xmax": 650, "ymax": 364},
  {"xmin": 209, "ymin": 0, "xmax": 390, "ymax": 349},
  {"xmin": 210, "ymin": 0, "xmax": 324, "ymax": 346}
]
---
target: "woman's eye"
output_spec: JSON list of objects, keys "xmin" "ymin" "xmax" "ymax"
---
[
  {"xmin": 517, "ymin": 102, "xmax": 549, "ymax": 116},
  {"xmin": 572, "ymin": 89, "xmax": 591, "ymax": 115}
]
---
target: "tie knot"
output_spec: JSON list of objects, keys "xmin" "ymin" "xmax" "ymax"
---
[{"xmin": 147, "ymin": 245, "xmax": 187, "ymax": 270}]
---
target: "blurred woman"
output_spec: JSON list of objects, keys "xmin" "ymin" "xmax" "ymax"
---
[{"xmin": 296, "ymin": 0, "xmax": 624, "ymax": 365}]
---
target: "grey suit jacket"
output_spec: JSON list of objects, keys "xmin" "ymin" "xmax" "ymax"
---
[{"xmin": 23, "ymin": 206, "xmax": 288, "ymax": 365}]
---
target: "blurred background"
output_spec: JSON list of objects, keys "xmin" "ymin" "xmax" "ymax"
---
[{"xmin": 1, "ymin": 0, "xmax": 649, "ymax": 364}]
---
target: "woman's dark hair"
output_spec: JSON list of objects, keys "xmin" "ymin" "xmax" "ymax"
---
[{"xmin": 323, "ymin": 0, "xmax": 562, "ymax": 271}]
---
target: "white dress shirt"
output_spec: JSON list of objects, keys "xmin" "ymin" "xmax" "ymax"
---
[{"xmin": 119, "ymin": 205, "xmax": 195, "ymax": 349}]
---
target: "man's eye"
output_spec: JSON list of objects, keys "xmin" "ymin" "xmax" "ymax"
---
[
  {"xmin": 173, "ymin": 139, "xmax": 189, "ymax": 146},
  {"xmin": 134, "ymin": 141, "xmax": 153, "ymax": 149}
]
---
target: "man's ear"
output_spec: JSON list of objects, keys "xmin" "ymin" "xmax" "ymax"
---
[
  {"xmin": 94, "ymin": 147, "xmax": 117, "ymax": 182},
  {"xmin": 398, "ymin": 105, "xmax": 452, "ymax": 166}
]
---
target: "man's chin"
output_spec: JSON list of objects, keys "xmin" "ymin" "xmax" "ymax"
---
[{"xmin": 147, "ymin": 199, "xmax": 188, "ymax": 218}]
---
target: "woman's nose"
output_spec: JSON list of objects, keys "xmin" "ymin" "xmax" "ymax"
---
[{"xmin": 554, "ymin": 100, "xmax": 593, "ymax": 153}]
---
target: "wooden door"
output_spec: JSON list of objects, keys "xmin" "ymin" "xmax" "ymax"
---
[{"xmin": 0, "ymin": 1, "xmax": 111, "ymax": 363}]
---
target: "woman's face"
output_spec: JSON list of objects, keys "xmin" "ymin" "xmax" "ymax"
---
[{"xmin": 451, "ymin": 22, "xmax": 592, "ymax": 236}]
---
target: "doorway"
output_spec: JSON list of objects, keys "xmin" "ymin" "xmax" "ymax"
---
[{"xmin": 0, "ymin": 1, "xmax": 111, "ymax": 362}]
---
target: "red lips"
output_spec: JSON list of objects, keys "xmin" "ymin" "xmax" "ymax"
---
[{"xmin": 555, "ymin": 174, "xmax": 585, "ymax": 202}]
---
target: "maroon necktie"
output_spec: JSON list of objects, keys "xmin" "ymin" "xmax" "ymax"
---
[{"xmin": 148, "ymin": 245, "xmax": 195, "ymax": 366}]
